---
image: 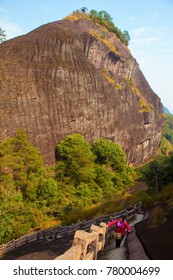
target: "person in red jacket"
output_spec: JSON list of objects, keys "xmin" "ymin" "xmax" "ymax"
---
[{"xmin": 107, "ymin": 215, "xmax": 131, "ymax": 248}]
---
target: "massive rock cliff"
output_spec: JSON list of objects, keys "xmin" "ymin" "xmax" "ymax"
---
[{"xmin": 0, "ymin": 15, "xmax": 164, "ymax": 165}]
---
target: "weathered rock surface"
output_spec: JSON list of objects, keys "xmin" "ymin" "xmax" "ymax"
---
[{"xmin": 0, "ymin": 16, "xmax": 164, "ymax": 165}]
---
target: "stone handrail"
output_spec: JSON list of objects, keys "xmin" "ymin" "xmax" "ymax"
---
[
  {"xmin": 54, "ymin": 202, "xmax": 142, "ymax": 260},
  {"xmin": 0, "ymin": 202, "xmax": 142, "ymax": 258},
  {"xmin": 55, "ymin": 222, "xmax": 107, "ymax": 260}
]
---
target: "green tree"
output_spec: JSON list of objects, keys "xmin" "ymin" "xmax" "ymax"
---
[
  {"xmin": 165, "ymin": 155, "xmax": 173, "ymax": 182},
  {"xmin": 0, "ymin": 129, "xmax": 61, "ymax": 243},
  {"xmin": 37, "ymin": 178, "xmax": 58, "ymax": 203},
  {"xmin": 0, "ymin": 27, "xmax": 6, "ymax": 43},
  {"xmin": 123, "ymin": 30, "xmax": 130, "ymax": 45},
  {"xmin": 92, "ymin": 138, "xmax": 134, "ymax": 188},
  {"xmin": 141, "ymin": 156, "xmax": 170, "ymax": 192},
  {"xmin": 72, "ymin": 182, "xmax": 102, "ymax": 207},
  {"xmin": 89, "ymin": 9, "xmax": 98, "ymax": 19},
  {"xmin": 80, "ymin": 7, "xmax": 88, "ymax": 13},
  {"xmin": 92, "ymin": 138, "xmax": 127, "ymax": 171},
  {"xmin": 56, "ymin": 134, "xmax": 96, "ymax": 185},
  {"xmin": 55, "ymin": 134, "xmax": 108, "ymax": 213},
  {"xmin": 88, "ymin": 9, "xmax": 130, "ymax": 46},
  {"xmin": 98, "ymin": 10, "xmax": 113, "ymax": 22},
  {"xmin": 94, "ymin": 165, "xmax": 116, "ymax": 199},
  {"xmin": 0, "ymin": 129, "xmax": 46, "ymax": 200}
]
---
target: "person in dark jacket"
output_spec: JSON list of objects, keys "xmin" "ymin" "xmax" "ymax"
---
[{"xmin": 107, "ymin": 215, "xmax": 131, "ymax": 248}]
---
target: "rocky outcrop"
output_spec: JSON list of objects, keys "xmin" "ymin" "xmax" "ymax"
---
[{"xmin": 0, "ymin": 16, "xmax": 164, "ymax": 165}]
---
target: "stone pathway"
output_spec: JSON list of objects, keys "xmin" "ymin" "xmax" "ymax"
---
[{"xmin": 98, "ymin": 213, "xmax": 149, "ymax": 260}]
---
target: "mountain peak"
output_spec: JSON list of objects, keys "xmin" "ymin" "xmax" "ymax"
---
[{"xmin": 0, "ymin": 13, "xmax": 164, "ymax": 165}]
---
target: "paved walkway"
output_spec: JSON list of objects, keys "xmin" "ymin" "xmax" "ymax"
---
[{"xmin": 98, "ymin": 213, "xmax": 149, "ymax": 260}]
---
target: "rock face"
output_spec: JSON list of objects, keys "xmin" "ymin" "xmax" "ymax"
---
[{"xmin": 0, "ymin": 16, "xmax": 164, "ymax": 165}]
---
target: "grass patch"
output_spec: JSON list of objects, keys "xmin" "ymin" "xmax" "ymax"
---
[
  {"xmin": 115, "ymin": 83, "xmax": 121, "ymax": 90},
  {"xmin": 102, "ymin": 69, "xmax": 121, "ymax": 90},
  {"xmin": 138, "ymin": 98, "xmax": 152, "ymax": 113},
  {"xmin": 103, "ymin": 73, "xmax": 116, "ymax": 84}
]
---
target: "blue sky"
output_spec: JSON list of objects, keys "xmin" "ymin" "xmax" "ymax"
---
[{"xmin": 0, "ymin": 0, "xmax": 173, "ymax": 113}]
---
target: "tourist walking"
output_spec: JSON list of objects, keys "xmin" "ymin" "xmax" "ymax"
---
[{"xmin": 107, "ymin": 215, "xmax": 131, "ymax": 248}]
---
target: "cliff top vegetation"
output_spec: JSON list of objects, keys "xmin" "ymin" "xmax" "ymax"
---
[{"xmin": 64, "ymin": 7, "xmax": 130, "ymax": 46}]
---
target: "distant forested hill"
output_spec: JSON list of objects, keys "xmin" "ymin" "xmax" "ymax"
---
[{"xmin": 160, "ymin": 113, "xmax": 173, "ymax": 154}]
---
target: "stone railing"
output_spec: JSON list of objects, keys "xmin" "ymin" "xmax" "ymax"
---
[
  {"xmin": 54, "ymin": 202, "xmax": 142, "ymax": 260},
  {"xmin": 55, "ymin": 222, "xmax": 107, "ymax": 260},
  {"xmin": 0, "ymin": 202, "xmax": 142, "ymax": 258}
]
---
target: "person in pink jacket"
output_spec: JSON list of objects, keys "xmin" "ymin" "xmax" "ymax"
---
[{"xmin": 107, "ymin": 215, "xmax": 131, "ymax": 248}]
